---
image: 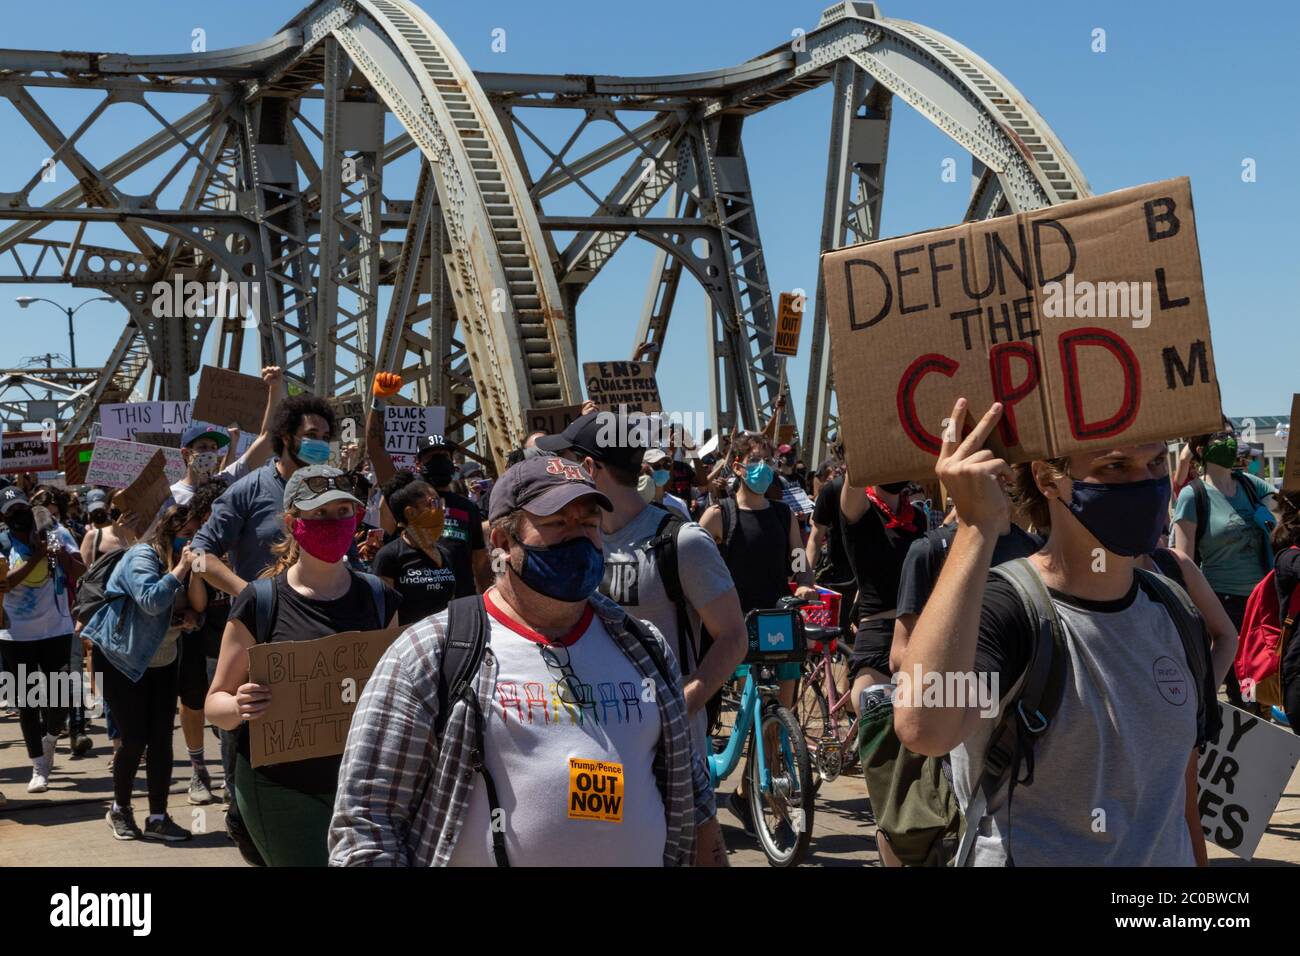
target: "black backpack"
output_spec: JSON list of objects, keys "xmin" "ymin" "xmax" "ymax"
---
[
  {"xmin": 72, "ymin": 545, "xmax": 131, "ymax": 626},
  {"xmin": 247, "ymin": 571, "xmax": 386, "ymax": 642},
  {"xmin": 435, "ymin": 595, "xmax": 675, "ymax": 867}
]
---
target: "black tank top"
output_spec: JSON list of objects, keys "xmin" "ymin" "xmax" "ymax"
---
[{"xmin": 720, "ymin": 499, "xmax": 792, "ymax": 614}]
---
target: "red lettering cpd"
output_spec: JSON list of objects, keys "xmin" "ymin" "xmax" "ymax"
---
[
  {"xmin": 1059, "ymin": 327, "xmax": 1140, "ymax": 441},
  {"xmin": 897, "ymin": 354, "xmax": 960, "ymax": 454},
  {"xmin": 988, "ymin": 342, "xmax": 1040, "ymax": 448}
]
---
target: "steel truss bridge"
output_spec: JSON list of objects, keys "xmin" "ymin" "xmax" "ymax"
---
[{"xmin": 0, "ymin": 0, "xmax": 1089, "ymax": 470}]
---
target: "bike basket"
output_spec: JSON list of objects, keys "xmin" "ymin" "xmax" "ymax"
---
[
  {"xmin": 787, "ymin": 583, "xmax": 841, "ymax": 629},
  {"xmin": 745, "ymin": 609, "xmax": 807, "ymax": 664}
]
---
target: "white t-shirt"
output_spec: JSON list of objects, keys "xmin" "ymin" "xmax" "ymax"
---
[
  {"xmin": 448, "ymin": 592, "xmax": 667, "ymax": 866},
  {"xmin": 1, "ymin": 525, "xmax": 80, "ymax": 641}
]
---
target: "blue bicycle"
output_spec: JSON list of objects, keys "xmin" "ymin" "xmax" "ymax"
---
[{"xmin": 710, "ymin": 598, "xmax": 816, "ymax": 867}]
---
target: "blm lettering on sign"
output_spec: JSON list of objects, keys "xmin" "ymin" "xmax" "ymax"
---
[{"xmin": 820, "ymin": 177, "xmax": 1223, "ymax": 485}]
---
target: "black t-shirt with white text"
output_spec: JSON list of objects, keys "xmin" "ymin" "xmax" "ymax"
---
[
  {"xmin": 373, "ymin": 537, "xmax": 457, "ymax": 625},
  {"xmin": 438, "ymin": 490, "xmax": 485, "ymax": 597}
]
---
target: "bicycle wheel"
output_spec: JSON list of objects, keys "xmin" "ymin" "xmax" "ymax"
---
[{"xmin": 747, "ymin": 703, "xmax": 814, "ymax": 867}]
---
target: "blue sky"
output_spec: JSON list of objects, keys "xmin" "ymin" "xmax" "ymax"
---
[{"xmin": 2, "ymin": 0, "xmax": 1296, "ymax": 429}]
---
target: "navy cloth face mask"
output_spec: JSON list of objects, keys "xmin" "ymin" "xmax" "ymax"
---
[
  {"xmin": 512, "ymin": 535, "xmax": 605, "ymax": 602},
  {"xmin": 1064, "ymin": 476, "xmax": 1171, "ymax": 557}
]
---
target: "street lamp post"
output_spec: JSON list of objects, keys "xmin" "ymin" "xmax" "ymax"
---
[{"xmin": 14, "ymin": 295, "xmax": 114, "ymax": 367}]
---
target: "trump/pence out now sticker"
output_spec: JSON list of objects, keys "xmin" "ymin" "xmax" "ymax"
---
[{"xmin": 568, "ymin": 758, "xmax": 624, "ymax": 822}]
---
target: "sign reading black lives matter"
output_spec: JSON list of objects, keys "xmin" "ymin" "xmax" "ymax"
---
[
  {"xmin": 583, "ymin": 361, "xmax": 662, "ymax": 413},
  {"xmin": 821, "ymin": 177, "xmax": 1223, "ymax": 485},
  {"xmin": 1197, "ymin": 702, "xmax": 1300, "ymax": 859}
]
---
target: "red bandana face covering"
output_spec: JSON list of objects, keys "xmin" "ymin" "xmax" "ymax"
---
[
  {"xmin": 292, "ymin": 514, "xmax": 358, "ymax": 563},
  {"xmin": 865, "ymin": 487, "xmax": 918, "ymax": 533}
]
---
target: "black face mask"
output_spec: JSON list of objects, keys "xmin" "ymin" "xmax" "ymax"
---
[
  {"xmin": 7, "ymin": 509, "xmax": 34, "ymax": 534},
  {"xmin": 422, "ymin": 456, "xmax": 455, "ymax": 488}
]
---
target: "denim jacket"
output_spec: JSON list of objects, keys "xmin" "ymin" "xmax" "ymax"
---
[{"xmin": 82, "ymin": 543, "xmax": 182, "ymax": 682}]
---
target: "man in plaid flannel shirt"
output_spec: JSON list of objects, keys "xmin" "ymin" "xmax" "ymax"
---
[{"xmin": 329, "ymin": 455, "xmax": 725, "ymax": 866}]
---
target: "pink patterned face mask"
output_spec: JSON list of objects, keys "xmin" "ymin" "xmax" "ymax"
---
[{"xmin": 291, "ymin": 514, "xmax": 357, "ymax": 563}]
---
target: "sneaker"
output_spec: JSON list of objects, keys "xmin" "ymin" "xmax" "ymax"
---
[
  {"xmin": 188, "ymin": 767, "xmax": 214, "ymax": 805},
  {"xmin": 141, "ymin": 814, "xmax": 191, "ymax": 842},
  {"xmin": 726, "ymin": 790, "xmax": 757, "ymax": 838},
  {"xmin": 106, "ymin": 806, "xmax": 140, "ymax": 841},
  {"xmin": 27, "ymin": 758, "xmax": 50, "ymax": 793},
  {"xmin": 70, "ymin": 733, "xmax": 93, "ymax": 758}
]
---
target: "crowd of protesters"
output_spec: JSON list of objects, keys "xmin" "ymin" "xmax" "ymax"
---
[{"xmin": 1, "ymin": 364, "xmax": 1297, "ymax": 870}]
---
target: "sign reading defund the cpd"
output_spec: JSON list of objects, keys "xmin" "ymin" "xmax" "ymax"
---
[
  {"xmin": 1197, "ymin": 702, "xmax": 1300, "ymax": 860},
  {"xmin": 821, "ymin": 177, "xmax": 1223, "ymax": 485}
]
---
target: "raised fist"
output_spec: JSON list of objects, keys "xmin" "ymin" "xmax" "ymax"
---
[{"xmin": 373, "ymin": 371, "xmax": 403, "ymax": 397}]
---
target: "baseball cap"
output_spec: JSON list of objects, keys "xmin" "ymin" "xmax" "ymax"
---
[
  {"xmin": 488, "ymin": 455, "xmax": 611, "ymax": 522},
  {"xmin": 85, "ymin": 489, "xmax": 110, "ymax": 514},
  {"xmin": 777, "ymin": 443, "xmax": 793, "ymax": 456},
  {"xmin": 0, "ymin": 486, "xmax": 30, "ymax": 514},
  {"xmin": 182, "ymin": 422, "xmax": 231, "ymax": 450},
  {"xmin": 417, "ymin": 433, "xmax": 458, "ymax": 460},
  {"xmin": 643, "ymin": 448, "xmax": 669, "ymax": 467},
  {"xmin": 534, "ymin": 410, "xmax": 649, "ymax": 473},
  {"xmin": 283, "ymin": 464, "xmax": 365, "ymax": 512}
]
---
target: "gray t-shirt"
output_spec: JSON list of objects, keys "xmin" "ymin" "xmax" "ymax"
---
[
  {"xmin": 951, "ymin": 565, "xmax": 1198, "ymax": 866},
  {"xmin": 600, "ymin": 504, "xmax": 735, "ymax": 752}
]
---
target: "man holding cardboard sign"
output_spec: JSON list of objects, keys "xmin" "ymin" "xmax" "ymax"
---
[
  {"xmin": 822, "ymin": 178, "xmax": 1223, "ymax": 486},
  {"xmin": 892, "ymin": 398, "xmax": 1219, "ymax": 866}
]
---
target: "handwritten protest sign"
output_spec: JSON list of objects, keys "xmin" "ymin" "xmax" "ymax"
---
[
  {"xmin": 246, "ymin": 626, "xmax": 404, "ymax": 767},
  {"xmin": 118, "ymin": 451, "xmax": 171, "ymax": 534},
  {"xmin": 1198, "ymin": 702, "xmax": 1300, "ymax": 859},
  {"xmin": 384, "ymin": 405, "xmax": 446, "ymax": 457},
  {"xmin": 134, "ymin": 431, "xmax": 182, "ymax": 449},
  {"xmin": 85, "ymin": 437, "xmax": 186, "ymax": 488},
  {"xmin": 0, "ymin": 432, "xmax": 58, "ymax": 474},
  {"xmin": 822, "ymin": 178, "xmax": 1223, "ymax": 485},
  {"xmin": 61, "ymin": 442, "xmax": 94, "ymax": 485},
  {"xmin": 583, "ymin": 361, "xmax": 662, "ymax": 413},
  {"xmin": 775, "ymin": 291, "xmax": 804, "ymax": 357},
  {"xmin": 192, "ymin": 366, "xmax": 266, "ymax": 433},
  {"xmin": 1283, "ymin": 394, "xmax": 1299, "ymax": 493},
  {"xmin": 98, "ymin": 401, "xmax": 191, "ymax": 441},
  {"xmin": 524, "ymin": 404, "xmax": 585, "ymax": 437}
]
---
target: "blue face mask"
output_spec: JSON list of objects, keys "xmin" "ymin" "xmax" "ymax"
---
[
  {"xmin": 294, "ymin": 437, "xmax": 331, "ymax": 466},
  {"xmin": 652, "ymin": 469, "xmax": 670, "ymax": 488},
  {"xmin": 743, "ymin": 461, "xmax": 775, "ymax": 495},
  {"xmin": 1064, "ymin": 476, "xmax": 1171, "ymax": 557},
  {"xmin": 511, "ymin": 535, "xmax": 605, "ymax": 603}
]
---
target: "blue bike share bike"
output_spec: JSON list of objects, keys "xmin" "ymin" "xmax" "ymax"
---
[{"xmin": 709, "ymin": 596, "xmax": 818, "ymax": 866}]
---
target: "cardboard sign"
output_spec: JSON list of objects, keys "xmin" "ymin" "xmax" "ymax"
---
[
  {"xmin": 821, "ymin": 178, "xmax": 1223, "ymax": 484},
  {"xmin": 583, "ymin": 361, "xmax": 662, "ymax": 413},
  {"xmin": 1283, "ymin": 394, "xmax": 1299, "ymax": 493},
  {"xmin": 61, "ymin": 442, "xmax": 95, "ymax": 486},
  {"xmin": 383, "ymin": 405, "xmax": 447, "ymax": 457},
  {"xmin": 1197, "ymin": 702, "xmax": 1300, "ymax": 859},
  {"xmin": 98, "ymin": 401, "xmax": 191, "ymax": 441},
  {"xmin": 117, "ymin": 451, "xmax": 171, "ymax": 534},
  {"xmin": 524, "ymin": 404, "xmax": 585, "ymax": 438},
  {"xmin": 84, "ymin": 437, "xmax": 186, "ymax": 489},
  {"xmin": 777, "ymin": 424, "xmax": 796, "ymax": 448},
  {"xmin": 246, "ymin": 626, "xmax": 404, "ymax": 768},
  {"xmin": 328, "ymin": 394, "xmax": 367, "ymax": 435},
  {"xmin": 191, "ymin": 366, "xmax": 266, "ymax": 433},
  {"xmin": 0, "ymin": 432, "xmax": 58, "ymax": 474},
  {"xmin": 134, "ymin": 431, "xmax": 182, "ymax": 449},
  {"xmin": 775, "ymin": 291, "xmax": 804, "ymax": 356}
]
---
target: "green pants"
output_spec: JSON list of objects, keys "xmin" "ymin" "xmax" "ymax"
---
[{"xmin": 233, "ymin": 754, "xmax": 335, "ymax": 867}]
